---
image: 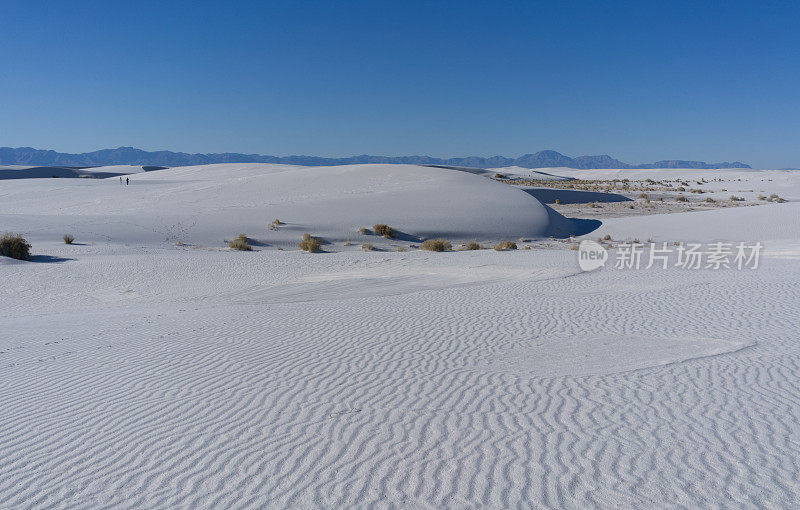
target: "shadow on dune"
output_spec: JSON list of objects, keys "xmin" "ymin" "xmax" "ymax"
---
[
  {"xmin": 28, "ymin": 255, "xmax": 73, "ymax": 263},
  {"xmin": 542, "ymin": 204, "xmax": 602, "ymax": 238},
  {"xmin": 520, "ymin": 187, "xmax": 630, "ymax": 204}
]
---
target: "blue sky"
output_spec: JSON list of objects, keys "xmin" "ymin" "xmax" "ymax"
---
[{"xmin": 2, "ymin": 0, "xmax": 799, "ymax": 167}]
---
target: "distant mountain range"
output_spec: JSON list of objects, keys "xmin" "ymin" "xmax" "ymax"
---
[{"xmin": 0, "ymin": 146, "xmax": 751, "ymax": 170}]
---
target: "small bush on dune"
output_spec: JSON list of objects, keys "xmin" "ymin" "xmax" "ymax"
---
[
  {"xmin": 675, "ymin": 196, "xmax": 688, "ymax": 202},
  {"xmin": 461, "ymin": 241, "xmax": 481, "ymax": 251},
  {"xmin": 228, "ymin": 234, "xmax": 252, "ymax": 251},
  {"xmin": 358, "ymin": 227, "xmax": 369, "ymax": 235},
  {"xmin": 494, "ymin": 241, "xmax": 518, "ymax": 251},
  {"xmin": 372, "ymin": 224, "xmax": 394, "ymax": 238},
  {"xmin": 63, "ymin": 234, "xmax": 75, "ymax": 244},
  {"xmin": 730, "ymin": 195, "xmax": 745, "ymax": 202},
  {"xmin": 299, "ymin": 233, "xmax": 322, "ymax": 252},
  {"xmin": 269, "ymin": 219, "xmax": 282, "ymax": 230},
  {"xmin": 420, "ymin": 239, "xmax": 452, "ymax": 252},
  {"xmin": 0, "ymin": 233, "xmax": 31, "ymax": 260},
  {"xmin": 362, "ymin": 242, "xmax": 374, "ymax": 251}
]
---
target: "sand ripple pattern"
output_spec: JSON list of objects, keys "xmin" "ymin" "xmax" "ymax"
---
[{"xmin": 2, "ymin": 255, "xmax": 799, "ymax": 508}]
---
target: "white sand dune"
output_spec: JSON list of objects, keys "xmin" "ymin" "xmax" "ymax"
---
[
  {"xmin": 0, "ymin": 163, "xmax": 589, "ymax": 248},
  {"xmin": 2, "ymin": 165, "xmax": 800, "ymax": 508},
  {"xmin": 0, "ymin": 164, "xmax": 149, "ymax": 180}
]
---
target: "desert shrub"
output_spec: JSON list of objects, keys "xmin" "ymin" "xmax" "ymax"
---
[
  {"xmin": 299, "ymin": 233, "xmax": 322, "ymax": 252},
  {"xmin": 730, "ymin": 195, "xmax": 745, "ymax": 202},
  {"xmin": 420, "ymin": 239, "xmax": 452, "ymax": 252},
  {"xmin": 523, "ymin": 245, "xmax": 531, "ymax": 250},
  {"xmin": 0, "ymin": 233, "xmax": 31, "ymax": 260},
  {"xmin": 372, "ymin": 224, "xmax": 394, "ymax": 238},
  {"xmin": 397, "ymin": 246, "xmax": 407, "ymax": 252},
  {"xmin": 462, "ymin": 241, "xmax": 481, "ymax": 250},
  {"xmin": 269, "ymin": 219, "xmax": 282, "ymax": 230},
  {"xmin": 776, "ymin": 197, "xmax": 787, "ymax": 203},
  {"xmin": 675, "ymin": 196, "xmax": 688, "ymax": 202},
  {"xmin": 705, "ymin": 197, "xmax": 715, "ymax": 203},
  {"xmin": 358, "ymin": 227, "xmax": 369, "ymax": 235},
  {"xmin": 757, "ymin": 194, "xmax": 766, "ymax": 200},
  {"xmin": 228, "ymin": 234, "xmax": 252, "ymax": 251},
  {"xmin": 494, "ymin": 241, "xmax": 518, "ymax": 251},
  {"xmin": 63, "ymin": 234, "xmax": 75, "ymax": 244},
  {"xmin": 588, "ymin": 202, "xmax": 599, "ymax": 208},
  {"xmin": 554, "ymin": 199, "xmax": 562, "ymax": 205},
  {"xmin": 362, "ymin": 242, "xmax": 374, "ymax": 251},
  {"xmin": 602, "ymin": 234, "xmax": 612, "ymax": 240},
  {"xmin": 494, "ymin": 173, "xmax": 506, "ymax": 179}
]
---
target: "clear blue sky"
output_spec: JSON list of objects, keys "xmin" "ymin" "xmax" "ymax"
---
[{"xmin": 2, "ymin": 0, "xmax": 799, "ymax": 167}]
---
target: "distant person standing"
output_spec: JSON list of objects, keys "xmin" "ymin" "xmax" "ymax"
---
[
  {"xmin": 126, "ymin": 177, "xmax": 129, "ymax": 185},
  {"xmin": 119, "ymin": 176, "xmax": 123, "ymax": 184}
]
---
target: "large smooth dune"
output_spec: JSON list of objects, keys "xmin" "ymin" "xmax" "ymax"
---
[{"xmin": 0, "ymin": 163, "xmax": 589, "ymax": 247}]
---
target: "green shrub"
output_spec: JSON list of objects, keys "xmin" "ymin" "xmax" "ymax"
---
[
  {"xmin": 228, "ymin": 234, "xmax": 252, "ymax": 251},
  {"xmin": 299, "ymin": 233, "xmax": 322, "ymax": 252},
  {"xmin": 63, "ymin": 234, "xmax": 75, "ymax": 244},
  {"xmin": 372, "ymin": 224, "xmax": 394, "ymax": 238},
  {"xmin": 0, "ymin": 233, "xmax": 31, "ymax": 260},
  {"xmin": 493, "ymin": 241, "xmax": 517, "ymax": 251},
  {"xmin": 420, "ymin": 239, "xmax": 452, "ymax": 252}
]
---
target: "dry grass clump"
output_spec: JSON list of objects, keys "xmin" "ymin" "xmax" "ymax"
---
[
  {"xmin": 268, "ymin": 219, "xmax": 282, "ymax": 230},
  {"xmin": 554, "ymin": 198, "xmax": 562, "ymax": 205},
  {"xmin": 299, "ymin": 233, "xmax": 322, "ymax": 252},
  {"xmin": 461, "ymin": 241, "xmax": 481, "ymax": 251},
  {"xmin": 1, "ymin": 233, "xmax": 31, "ymax": 260},
  {"xmin": 494, "ymin": 173, "xmax": 506, "ymax": 179},
  {"xmin": 730, "ymin": 195, "xmax": 745, "ymax": 202},
  {"xmin": 493, "ymin": 241, "xmax": 518, "ymax": 251},
  {"xmin": 420, "ymin": 239, "xmax": 452, "ymax": 252},
  {"xmin": 704, "ymin": 197, "xmax": 716, "ymax": 203},
  {"xmin": 361, "ymin": 242, "xmax": 374, "ymax": 251},
  {"xmin": 63, "ymin": 234, "xmax": 75, "ymax": 244},
  {"xmin": 675, "ymin": 196, "xmax": 689, "ymax": 202},
  {"xmin": 228, "ymin": 234, "xmax": 252, "ymax": 251},
  {"xmin": 358, "ymin": 227, "xmax": 369, "ymax": 235},
  {"xmin": 588, "ymin": 202, "xmax": 599, "ymax": 208},
  {"xmin": 372, "ymin": 224, "xmax": 394, "ymax": 238}
]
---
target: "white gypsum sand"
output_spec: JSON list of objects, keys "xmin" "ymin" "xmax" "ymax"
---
[{"xmin": 1, "ymin": 164, "xmax": 800, "ymax": 508}]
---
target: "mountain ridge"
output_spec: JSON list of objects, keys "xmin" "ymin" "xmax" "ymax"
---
[{"xmin": 0, "ymin": 146, "xmax": 751, "ymax": 169}]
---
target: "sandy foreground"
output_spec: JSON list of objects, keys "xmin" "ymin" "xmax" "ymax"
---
[{"xmin": 2, "ymin": 164, "xmax": 800, "ymax": 508}]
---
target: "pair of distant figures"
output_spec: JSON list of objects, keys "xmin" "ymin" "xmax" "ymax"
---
[{"xmin": 119, "ymin": 177, "xmax": 130, "ymax": 185}]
